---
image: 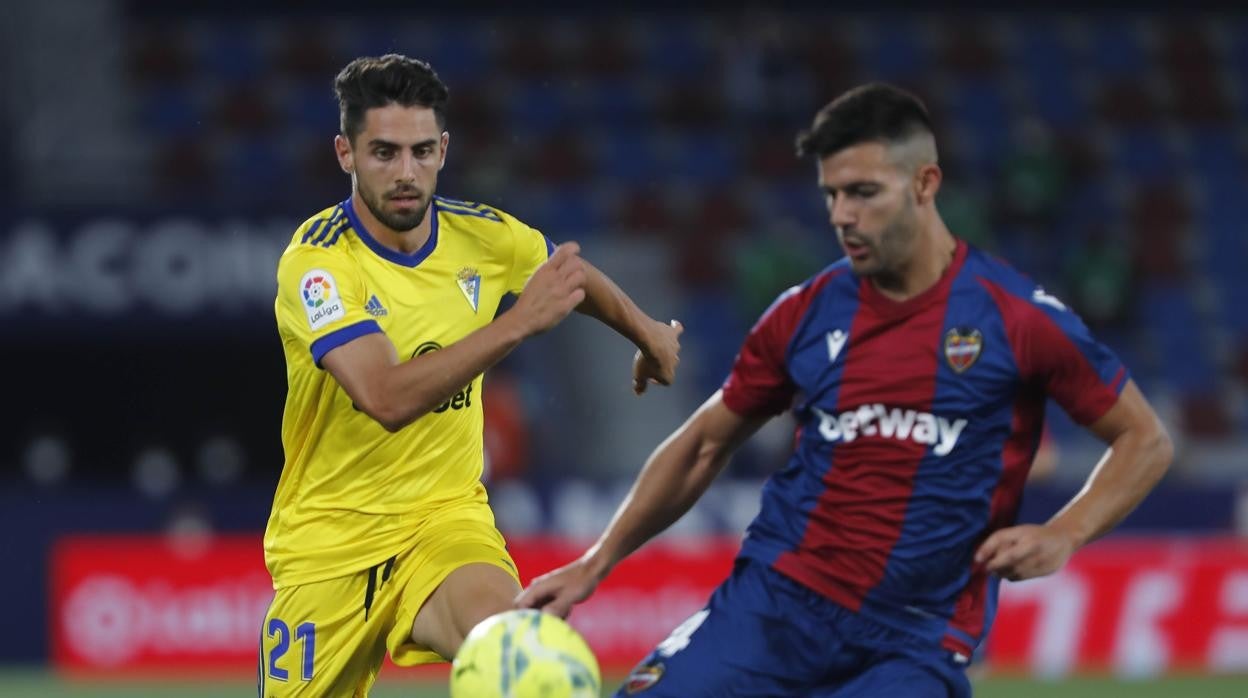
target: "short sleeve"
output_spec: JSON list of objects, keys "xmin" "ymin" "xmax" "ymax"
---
[
  {"xmin": 992, "ymin": 284, "xmax": 1129, "ymax": 426},
  {"xmin": 276, "ymin": 246, "xmax": 383, "ymax": 367},
  {"xmin": 721, "ymin": 287, "xmax": 803, "ymax": 417},
  {"xmin": 503, "ymin": 214, "xmax": 555, "ymax": 295}
]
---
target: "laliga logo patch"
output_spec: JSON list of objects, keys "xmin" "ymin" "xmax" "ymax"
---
[
  {"xmin": 299, "ymin": 269, "xmax": 346, "ymax": 331},
  {"xmin": 456, "ymin": 266, "xmax": 481, "ymax": 313},
  {"xmin": 302, "ymin": 274, "xmax": 332, "ymax": 308},
  {"xmin": 944, "ymin": 327, "xmax": 983, "ymax": 374},
  {"xmin": 624, "ymin": 663, "xmax": 664, "ymax": 694}
]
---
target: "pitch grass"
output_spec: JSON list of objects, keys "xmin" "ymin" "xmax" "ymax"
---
[{"xmin": 0, "ymin": 669, "xmax": 1245, "ymax": 697}]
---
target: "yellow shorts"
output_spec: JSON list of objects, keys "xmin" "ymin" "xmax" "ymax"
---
[{"xmin": 258, "ymin": 505, "xmax": 518, "ymax": 697}]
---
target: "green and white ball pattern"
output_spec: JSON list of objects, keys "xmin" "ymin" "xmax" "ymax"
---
[{"xmin": 451, "ymin": 609, "xmax": 601, "ymax": 698}]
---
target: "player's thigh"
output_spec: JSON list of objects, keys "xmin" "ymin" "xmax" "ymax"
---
[
  {"xmin": 812, "ymin": 653, "xmax": 971, "ymax": 698},
  {"xmin": 612, "ymin": 606, "xmax": 820, "ymax": 698},
  {"xmin": 408, "ymin": 562, "xmax": 520, "ymax": 659},
  {"xmin": 611, "ymin": 564, "xmax": 834, "ymax": 697},
  {"xmin": 388, "ymin": 511, "xmax": 521, "ymax": 665},
  {"xmin": 259, "ymin": 572, "xmax": 392, "ymax": 698}
]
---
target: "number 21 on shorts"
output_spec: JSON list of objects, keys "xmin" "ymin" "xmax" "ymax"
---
[{"xmin": 267, "ymin": 619, "xmax": 316, "ymax": 682}]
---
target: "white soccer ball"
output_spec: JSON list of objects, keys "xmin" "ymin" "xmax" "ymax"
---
[{"xmin": 451, "ymin": 609, "xmax": 601, "ymax": 698}]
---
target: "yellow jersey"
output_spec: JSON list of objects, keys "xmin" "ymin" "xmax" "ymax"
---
[{"xmin": 265, "ymin": 195, "xmax": 552, "ymax": 588}]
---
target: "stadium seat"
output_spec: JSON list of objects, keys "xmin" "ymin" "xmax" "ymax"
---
[
  {"xmin": 524, "ymin": 134, "xmax": 591, "ymax": 184},
  {"xmin": 1183, "ymin": 128, "xmax": 1245, "ymax": 181},
  {"xmin": 856, "ymin": 18, "xmax": 925, "ymax": 83},
  {"xmin": 1137, "ymin": 282, "xmax": 1218, "ymax": 394},
  {"xmin": 220, "ymin": 135, "xmax": 283, "ymax": 203},
  {"xmin": 1082, "ymin": 18, "xmax": 1152, "ymax": 79},
  {"xmin": 197, "ymin": 22, "xmax": 265, "ymax": 83},
  {"xmin": 497, "ymin": 20, "xmax": 560, "ymax": 79},
  {"xmin": 1098, "ymin": 79, "xmax": 1162, "ymax": 127},
  {"xmin": 507, "ymin": 81, "xmax": 574, "ymax": 135},
  {"xmin": 942, "ymin": 79, "xmax": 1013, "ymax": 178},
  {"xmin": 593, "ymin": 128, "xmax": 662, "ymax": 187},
  {"xmin": 639, "ymin": 17, "xmax": 713, "ymax": 80},
  {"xmin": 423, "ymin": 23, "xmax": 495, "ymax": 84},
  {"xmin": 1011, "ymin": 22, "xmax": 1086, "ymax": 128},
  {"xmin": 1108, "ymin": 127, "xmax": 1180, "ymax": 184},
  {"xmin": 281, "ymin": 81, "xmax": 340, "ymax": 135},
  {"xmin": 137, "ymin": 85, "xmax": 202, "ymax": 138},
  {"xmin": 942, "ymin": 22, "xmax": 1001, "ymax": 78},
  {"xmin": 661, "ymin": 130, "xmax": 741, "ymax": 187},
  {"xmin": 573, "ymin": 78, "xmax": 654, "ymax": 131}
]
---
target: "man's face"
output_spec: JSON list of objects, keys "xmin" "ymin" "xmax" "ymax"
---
[
  {"xmin": 817, "ymin": 141, "xmax": 921, "ymax": 277},
  {"xmin": 336, "ymin": 104, "xmax": 448, "ymax": 232}
]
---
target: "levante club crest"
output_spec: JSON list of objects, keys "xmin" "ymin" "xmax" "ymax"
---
[
  {"xmin": 624, "ymin": 662, "xmax": 664, "ymax": 694},
  {"xmin": 944, "ymin": 327, "xmax": 983, "ymax": 373}
]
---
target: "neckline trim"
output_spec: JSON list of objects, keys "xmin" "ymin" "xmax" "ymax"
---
[
  {"xmin": 342, "ymin": 196, "xmax": 440, "ymax": 268},
  {"xmin": 857, "ymin": 238, "xmax": 968, "ymax": 317}
]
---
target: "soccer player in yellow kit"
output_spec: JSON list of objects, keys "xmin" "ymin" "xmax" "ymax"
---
[{"xmin": 258, "ymin": 54, "xmax": 682, "ymax": 697}]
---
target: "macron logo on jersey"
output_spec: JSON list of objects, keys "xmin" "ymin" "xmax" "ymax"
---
[
  {"xmin": 827, "ymin": 330, "xmax": 847, "ymax": 361},
  {"xmin": 812, "ymin": 404, "xmax": 968, "ymax": 456}
]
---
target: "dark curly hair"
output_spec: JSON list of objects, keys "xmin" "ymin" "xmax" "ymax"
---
[{"xmin": 334, "ymin": 54, "xmax": 449, "ymax": 142}]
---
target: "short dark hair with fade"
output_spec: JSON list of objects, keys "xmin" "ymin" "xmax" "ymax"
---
[
  {"xmin": 795, "ymin": 83, "xmax": 934, "ymax": 159},
  {"xmin": 334, "ymin": 54, "xmax": 449, "ymax": 142}
]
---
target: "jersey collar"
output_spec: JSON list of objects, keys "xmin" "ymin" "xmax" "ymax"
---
[
  {"xmin": 857, "ymin": 238, "xmax": 968, "ymax": 319},
  {"xmin": 342, "ymin": 196, "xmax": 440, "ymax": 268}
]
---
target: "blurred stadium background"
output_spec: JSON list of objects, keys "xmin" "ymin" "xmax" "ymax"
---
[{"xmin": 3, "ymin": 1, "xmax": 1247, "ymax": 695}]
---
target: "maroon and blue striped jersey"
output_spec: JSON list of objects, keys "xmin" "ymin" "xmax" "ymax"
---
[{"xmin": 721, "ymin": 239, "xmax": 1128, "ymax": 656}]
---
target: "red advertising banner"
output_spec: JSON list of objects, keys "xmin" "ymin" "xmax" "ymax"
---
[
  {"xmin": 985, "ymin": 537, "xmax": 1248, "ymax": 676},
  {"xmin": 49, "ymin": 534, "xmax": 736, "ymax": 675},
  {"xmin": 50, "ymin": 534, "xmax": 1248, "ymax": 677},
  {"xmin": 50, "ymin": 535, "xmax": 272, "ymax": 673}
]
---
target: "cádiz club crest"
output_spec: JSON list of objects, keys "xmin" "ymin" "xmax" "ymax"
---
[
  {"xmin": 944, "ymin": 327, "xmax": 983, "ymax": 374},
  {"xmin": 456, "ymin": 266, "xmax": 481, "ymax": 313}
]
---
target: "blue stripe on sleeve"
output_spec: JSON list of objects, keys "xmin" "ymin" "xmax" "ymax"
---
[
  {"xmin": 301, "ymin": 219, "xmax": 327, "ymax": 244},
  {"xmin": 310, "ymin": 319, "xmax": 382, "ymax": 367},
  {"xmin": 312, "ymin": 217, "xmax": 347, "ymax": 246}
]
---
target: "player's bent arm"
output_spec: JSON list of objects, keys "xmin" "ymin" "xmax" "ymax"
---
[
  {"xmin": 977, "ymin": 380, "xmax": 1173, "ymax": 580},
  {"xmin": 576, "ymin": 259, "xmax": 682, "ymax": 392},
  {"xmin": 322, "ymin": 242, "xmax": 586, "ymax": 432},
  {"xmin": 581, "ymin": 391, "xmax": 768, "ymax": 580},
  {"xmin": 321, "ymin": 314, "xmax": 529, "ymax": 432},
  {"xmin": 1045, "ymin": 379, "xmax": 1173, "ymax": 548}
]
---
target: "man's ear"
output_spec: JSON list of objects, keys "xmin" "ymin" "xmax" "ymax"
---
[
  {"xmin": 915, "ymin": 163, "xmax": 942, "ymax": 205},
  {"xmin": 335, "ymin": 134, "xmax": 354, "ymax": 174}
]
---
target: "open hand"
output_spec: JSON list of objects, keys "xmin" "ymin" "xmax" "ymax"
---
[{"xmin": 514, "ymin": 558, "xmax": 602, "ymax": 620}]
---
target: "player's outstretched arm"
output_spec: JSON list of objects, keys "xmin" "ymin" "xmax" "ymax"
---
[
  {"xmin": 515, "ymin": 391, "xmax": 767, "ymax": 618},
  {"xmin": 975, "ymin": 380, "xmax": 1173, "ymax": 581},
  {"xmin": 322, "ymin": 243, "xmax": 586, "ymax": 431},
  {"xmin": 575, "ymin": 259, "xmax": 683, "ymax": 395}
]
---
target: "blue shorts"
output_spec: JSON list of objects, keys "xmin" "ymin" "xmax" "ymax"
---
[{"xmin": 613, "ymin": 559, "xmax": 972, "ymax": 697}]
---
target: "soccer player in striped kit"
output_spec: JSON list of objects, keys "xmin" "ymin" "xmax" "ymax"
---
[{"xmin": 518, "ymin": 83, "xmax": 1173, "ymax": 697}]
